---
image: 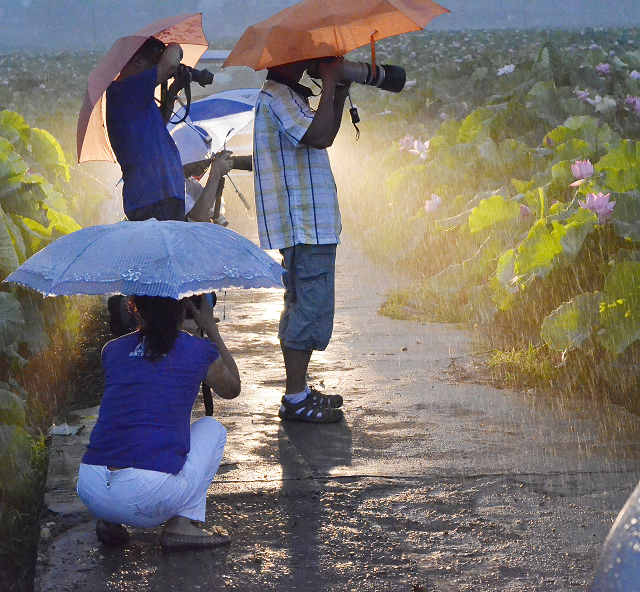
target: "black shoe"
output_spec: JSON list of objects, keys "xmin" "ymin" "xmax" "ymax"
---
[{"xmin": 96, "ymin": 520, "xmax": 130, "ymax": 545}]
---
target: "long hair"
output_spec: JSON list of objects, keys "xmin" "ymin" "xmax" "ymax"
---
[{"xmin": 132, "ymin": 296, "xmax": 184, "ymax": 361}]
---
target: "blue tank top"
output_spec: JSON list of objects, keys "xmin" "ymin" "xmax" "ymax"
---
[
  {"xmin": 106, "ymin": 66, "xmax": 185, "ymax": 217},
  {"xmin": 82, "ymin": 331, "xmax": 218, "ymax": 474}
]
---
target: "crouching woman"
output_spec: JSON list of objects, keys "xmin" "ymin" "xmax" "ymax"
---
[{"xmin": 77, "ymin": 294, "xmax": 240, "ymax": 550}]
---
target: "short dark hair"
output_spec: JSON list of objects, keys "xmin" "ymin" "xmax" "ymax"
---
[{"xmin": 134, "ymin": 36, "xmax": 166, "ymax": 64}]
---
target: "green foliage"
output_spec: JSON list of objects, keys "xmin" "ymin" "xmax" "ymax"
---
[
  {"xmin": 541, "ymin": 292, "xmax": 603, "ymax": 352},
  {"xmin": 596, "ymin": 140, "xmax": 640, "ymax": 193},
  {"xmin": 468, "ymin": 195, "xmax": 520, "ymax": 233},
  {"xmin": 599, "ymin": 261, "xmax": 640, "ymax": 354}
]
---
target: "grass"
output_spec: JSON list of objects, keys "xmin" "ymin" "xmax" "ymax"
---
[
  {"xmin": 0, "ymin": 436, "xmax": 48, "ymax": 592},
  {"xmin": 1, "ymin": 298, "xmax": 109, "ymax": 592}
]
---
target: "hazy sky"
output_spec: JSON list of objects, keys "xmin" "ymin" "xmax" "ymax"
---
[{"xmin": 0, "ymin": 0, "xmax": 639, "ymax": 50}]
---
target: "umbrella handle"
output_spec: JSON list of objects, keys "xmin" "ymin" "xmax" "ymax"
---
[
  {"xmin": 202, "ymin": 382, "xmax": 214, "ymax": 416},
  {"xmin": 370, "ymin": 31, "xmax": 378, "ymax": 73}
]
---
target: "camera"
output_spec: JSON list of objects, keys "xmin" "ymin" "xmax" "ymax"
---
[
  {"xmin": 308, "ymin": 58, "xmax": 406, "ymax": 93},
  {"xmin": 183, "ymin": 154, "xmax": 252, "ymax": 178},
  {"xmin": 176, "ymin": 63, "xmax": 214, "ymax": 87},
  {"xmin": 184, "ymin": 293, "xmax": 217, "ymax": 320}
]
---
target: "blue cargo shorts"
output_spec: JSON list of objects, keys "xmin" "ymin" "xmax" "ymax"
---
[{"xmin": 278, "ymin": 243, "xmax": 337, "ymax": 352}]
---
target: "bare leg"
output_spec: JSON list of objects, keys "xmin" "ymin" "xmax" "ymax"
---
[{"xmin": 281, "ymin": 344, "xmax": 312, "ymax": 394}]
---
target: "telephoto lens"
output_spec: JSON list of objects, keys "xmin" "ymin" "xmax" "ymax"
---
[
  {"xmin": 230, "ymin": 155, "xmax": 253, "ymax": 171},
  {"xmin": 340, "ymin": 60, "xmax": 406, "ymax": 93}
]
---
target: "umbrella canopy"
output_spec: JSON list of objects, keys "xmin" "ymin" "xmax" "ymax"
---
[
  {"xmin": 4, "ymin": 220, "xmax": 282, "ymax": 299},
  {"xmin": 167, "ymin": 88, "xmax": 260, "ymax": 165},
  {"xmin": 223, "ymin": 0, "xmax": 450, "ymax": 71},
  {"xmin": 77, "ymin": 13, "xmax": 209, "ymax": 163}
]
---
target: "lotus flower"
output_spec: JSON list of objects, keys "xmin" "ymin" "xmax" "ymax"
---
[
  {"xmin": 625, "ymin": 96, "xmax": 640, "ymax": 115},
  {"xmin": 575, "ymin": 88, "xmax": 590, "ymax": 102},
  {"xmin": 398, "ymin": 135, "xmax": 415, "ymax": 151},
  {"xmin": 630, "ymin": 70, "xmax": 640, "ymax": 80},
  {"xmin": 409, "ymin": 139, "xmax": 430, "ymax": 160},
  {"xmin": 519, "ymin": 204, "xmax": 533, "ymax": 219},
  {"xmin": 497, "ymin": 64, "xmax": 516, "ymax": 76},
  {"xmin": 579, "ymin": 192, "xmax": 616, "ymax": 223},
  {"xmin": 595, "ymin": 63, "xmax": 611, "ymax": 75},
  {"xmin": 424, "ymin": 194, "xmax": 442, "ymax": 213},
  {"xmin": 571, "ymin": 159, "xmax": 594, "ymax": 180}
]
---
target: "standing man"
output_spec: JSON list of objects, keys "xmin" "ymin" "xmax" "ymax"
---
[
  {"xmin": 253, "ymin": 58, "xmax": 349, "ymax": 423},
  {"xmin": 106, "ymin": 36, "xmax": 186, "ymax": 221}
]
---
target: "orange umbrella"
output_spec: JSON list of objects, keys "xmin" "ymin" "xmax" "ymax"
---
[
  {"xmin": 77, "ymin": 13, "xmax": 209, "ymax": 163},
  {"xmin": 223, "ymin": 0, "xmax": 450, "ymax": 71}
]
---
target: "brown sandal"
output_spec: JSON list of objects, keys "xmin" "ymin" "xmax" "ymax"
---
[{"xmin": 160, "ymin": 527, "xmax": 231, "ymax": 551}]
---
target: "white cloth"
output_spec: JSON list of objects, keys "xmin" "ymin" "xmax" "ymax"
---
[
  {"xmin": 253, "ymin": 80, "xmax": 341, "ymax": 250},
  {"xmin": 184, "ymin": 177, "xmax": 204, "ymax": 215},
  {"xmin": 77, "ymin": 417, "xmax": 226, "ymax": 527}
]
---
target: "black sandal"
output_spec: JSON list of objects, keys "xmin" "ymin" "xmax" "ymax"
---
[
  {"xmin": 96, "ymin": 520, "xmax": 130, "ymax": 545},
  {"xmin": 279, "ymin": 394, "xmax": 343, "ymax": 423},
  {"xmin": 308, "ymin": 386, "xmax": 343, "ymax": 408}
]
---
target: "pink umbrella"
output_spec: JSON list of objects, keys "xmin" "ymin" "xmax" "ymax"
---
[{"xmin": 77, "ymin": 13, "xmax": 209, "ymax": 163}]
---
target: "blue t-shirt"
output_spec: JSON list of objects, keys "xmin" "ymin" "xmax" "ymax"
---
[
  {"xmin": 82, "ymin": 331, "xmax": 219, "ymax": 474},
  {"xmin": 106, "ymin": 66, "xmax": 185, "ymax": 217}
]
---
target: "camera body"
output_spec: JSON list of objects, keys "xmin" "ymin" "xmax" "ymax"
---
[
  {"xmin": 176, "ymin": 63, "xmax": 214, "ymax": 87},
  {"xmin": 307, "ymin": 58, "xmax": 406, "ymax": 93}
]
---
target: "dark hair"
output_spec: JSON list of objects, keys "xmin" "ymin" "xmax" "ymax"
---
[
  {"xmin": 134, "ymin": 36, "xmax": 166, "ymax": 65},
  {"xmin": 132, "ymin": 296, "xmax": 184, "ymax": 361}
]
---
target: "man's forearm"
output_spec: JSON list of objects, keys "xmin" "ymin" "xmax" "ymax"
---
[
  {"xmin": 301, "ymin": 79, "xmax": 340, "ymax": 148},
  {"xmin": 188, "ymin": 167, "xmax": 224, "ymax": 222}
]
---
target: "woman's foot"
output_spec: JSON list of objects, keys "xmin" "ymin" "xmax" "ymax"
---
[
  {"xmin": 160, "ymin": 516, "xmax": 230, "ymax": 551},
  {"xmin": 96, "ymin": 520, "xmax": 130, "ymax": 545}
]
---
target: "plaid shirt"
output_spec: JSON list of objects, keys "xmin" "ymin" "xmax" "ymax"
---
[{"xmin": 253, "ymin": 80, "xmax": 342, "ymax": 250}]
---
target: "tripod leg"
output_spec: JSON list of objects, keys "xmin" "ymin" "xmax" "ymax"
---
[{"xmin": 202, "ymin": 382, "xmax": 214, "ymax": 416}]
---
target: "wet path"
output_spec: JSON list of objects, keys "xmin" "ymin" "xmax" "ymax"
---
[{"xmin": 37, "ymin": 237, "xmax": 640, "ymax": 591}]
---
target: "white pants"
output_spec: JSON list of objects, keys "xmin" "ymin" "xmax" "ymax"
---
[{"xmin": 77, "ymin": 417, "xmax": 226, "ymax": 527}]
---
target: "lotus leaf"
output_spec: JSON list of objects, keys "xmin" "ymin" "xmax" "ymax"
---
[{"xmin": 611, "ymin": 191, "xmax": 640, "ymax": 242}]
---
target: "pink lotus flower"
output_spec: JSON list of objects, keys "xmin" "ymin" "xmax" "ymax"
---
[
  {"xmin": 424, "ymin": 194, "xmax": 442, "ymax": 213},
  {"xmin": 571, "ymin": 159, "xmax": 594, "ymax": 180},
  {"xmin": 409, "ymin": 139, "xmax": 430, "ymax": 160},
  {"xmin": 625, "ymin": 96, "xmax": 640, "ymax": 115},
  {"xmin": 578, "ymin": 192, "xmax": 616, "ymax": 223},
  {"xmin": 575, "ymin": 88, "xmax": 590, "ymax": 102},
  {"xmin": 519, "ymin": 204, "xmax": 533, "ymax": 219},
  {"xmin": 595, "ymin": 63, "xmax": 611, "ymax": 76}
]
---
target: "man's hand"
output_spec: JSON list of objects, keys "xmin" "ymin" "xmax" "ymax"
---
[
  {"xmin": 211, "ymin": 150, "xmax": 234, "ymax": 177},
  {"xmin": 316, "ymin": 59, "xmax": 343, "ymax": 85},
  {"xmin": 157, "ymin": 43, "xmax": 183, "ymax": 85}
]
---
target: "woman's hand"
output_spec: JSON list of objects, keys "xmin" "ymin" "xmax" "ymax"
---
[
  {"xmin": 184, "ymin": 297, "xmax": 241, "ymax": 398},
  {"xmin": 184, "ymin": 297, "xmax": 218, "ymax": 334}
]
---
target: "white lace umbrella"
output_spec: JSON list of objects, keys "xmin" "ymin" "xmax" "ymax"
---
[{"xmin": 4, "ymin": 220, "xmax": 282, "ymax": 299}]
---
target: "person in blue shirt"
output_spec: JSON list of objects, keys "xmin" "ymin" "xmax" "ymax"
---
[
  {"xmin": 77, "ymin": 295, "xmax": 241, "ymax": 550},
  {"xmin": 106, "ymin": 36, "xmax": 186, "ymax": 221}
]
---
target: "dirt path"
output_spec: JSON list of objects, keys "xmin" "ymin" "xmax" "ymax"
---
[{"xmin": 36, "ymin": 236, "xmax": 640, "ymax": 592}]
